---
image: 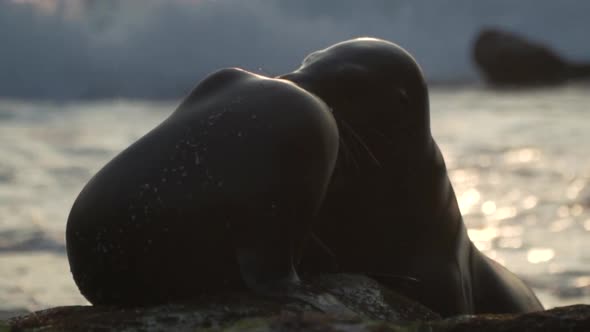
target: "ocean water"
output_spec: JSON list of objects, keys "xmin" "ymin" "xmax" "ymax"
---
[
  {"xmin": 2, "ymin": 0, "xmax": 589, "ymax": 98},
  {"xmin": 1, "ymin": 85, "xmax": 590, "ymax": 313}
]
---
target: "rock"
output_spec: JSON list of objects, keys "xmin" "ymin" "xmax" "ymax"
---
[
  {"xmin": 442, "ymin": 305, "xmax": 590, "ymax": 332},
  {"xmin": 5, "ymin": 304, "xmax": 590, "ymax": 331},
  {"xmin": 0, "ymin": 311, "xmax": 27, "ymax": 321},
  {"xmin": 4, "ymin": 275, "xmax": 590, "ymax": 331},
  {"xmin": 5, "ymin": 274, "xmax": 439, "ymax": 331},
  {"xmin": 472, "ymin": 28, "xmax": 590, "ymax": 86}
]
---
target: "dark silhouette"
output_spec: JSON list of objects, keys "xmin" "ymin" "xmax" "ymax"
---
[
  {"xmin": 67, "ymin": 37, "xmax": 543, "ymax": 316},
  {"xmin": 281, "ymin": 38, "xmax": 543, "ymax": 317},
  {"xmin": 66, "ymin": 68, "xmax": 338, "ymax": 306},
  {"xmin": 473, "ymin": 28, "xmax": 590, "ymax": 86}
]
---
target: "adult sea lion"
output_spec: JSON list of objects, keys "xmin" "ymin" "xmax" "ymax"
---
[
  {"xmin": 66, "ymin": 68, "xmax": 339, "ymax": 305},
  {"xmin": 280, "ymin": 38, "xmax": 543, "ymax": 316}
]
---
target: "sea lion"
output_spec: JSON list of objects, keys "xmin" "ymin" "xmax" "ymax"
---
[
  {"xmin": 280, "ymin": 38, "xmax": 543, "ymax": 316},
  {"xmin": 66, "ymin": 68, "xmax": 339, "ymax": 305}
]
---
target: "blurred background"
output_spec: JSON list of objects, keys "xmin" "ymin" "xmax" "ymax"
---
[{"xmin": 1, "ymin": 0, "xmax": 589, "ymax": 315}]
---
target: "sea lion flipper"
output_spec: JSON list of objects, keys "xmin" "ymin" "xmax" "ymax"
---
[
  {"xmin": 235, "ymin": 244, "xmax": 300, "ymax": 292},
  {"xmin": 472, "ymin": 252, "xmax": 544, "ymax": 313},
  {"xmin": 297, "ymin": 232, "xmax": 339, "ymax": 274}
]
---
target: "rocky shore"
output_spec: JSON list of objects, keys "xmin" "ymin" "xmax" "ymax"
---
[{"xmin": 3, "ymin": 274, "xmax": 589, "ymax": 332}]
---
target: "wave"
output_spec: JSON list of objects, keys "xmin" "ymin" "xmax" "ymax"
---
[
  {"xmin": 0, "ymin": 229, "xmax": 66, "ymax": 254},
  {"xmin": 1, "ymin": 0, "xmax": 589, "ymax": 99}
]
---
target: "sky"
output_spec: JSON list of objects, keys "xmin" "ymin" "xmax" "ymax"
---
[{"xmin": 1, "ymin": 0, "xmax": 589, "ymax": 100}]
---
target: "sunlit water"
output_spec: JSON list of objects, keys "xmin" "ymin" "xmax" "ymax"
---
[{"xmin": 1, "ymin": 85, "xmax": 589, "ymax": 313}]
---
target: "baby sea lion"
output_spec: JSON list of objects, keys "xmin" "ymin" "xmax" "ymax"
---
[
  {"xmin": 280, "ymin": 38, "xmax": 543, "ymax": 316},
  {"xmin": 66, "ymin": 68, "xmax": 339, "ymax": 305}
]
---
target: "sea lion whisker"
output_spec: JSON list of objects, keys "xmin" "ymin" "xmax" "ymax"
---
[
  {"xmin": 339, "ymin": 119, "xmax": 382, "ymax": 167},
  {"xmin": 369, "ymin": 128, "xmax": 395, "ymax": 146},
  {"xmin": 369, "ymin": 273, "xmax": 421, "ymax": 284},
  {"xmin": 310, "ymin": 232, "xmax": 336, "ymax": 259},
  {"xmin": 338, "ymin": 135, "xmax": 360, "ymax": 170}
]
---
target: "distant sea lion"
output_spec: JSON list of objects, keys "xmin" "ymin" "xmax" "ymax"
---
[
  {"xmin": 280, "ymin": 38, "xmax": 543, "ymax": 316},
  {"xmin": 66, "ymin": 68, "xmax": 339, "ymax": 305},
  {"xmin": 473, "ymin": 28, "xmax": 590, "ymax": 86}
]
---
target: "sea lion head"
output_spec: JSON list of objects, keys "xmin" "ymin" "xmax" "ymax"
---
[{"xmin": 280, "ymin": 38, "xmax": 431, "ymax": 169}]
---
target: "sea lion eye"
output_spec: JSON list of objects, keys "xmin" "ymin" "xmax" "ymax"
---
[{"xmin": 397, "ymin": 88, "xmax": 409, "ymax": 105}]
